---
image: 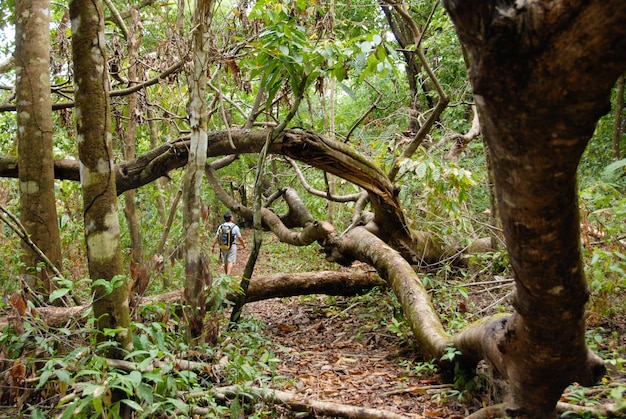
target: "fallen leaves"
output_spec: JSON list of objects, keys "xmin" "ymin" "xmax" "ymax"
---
[{"xmin": 247, "ymin": 297, "xmax": 468, "ymax": 418}]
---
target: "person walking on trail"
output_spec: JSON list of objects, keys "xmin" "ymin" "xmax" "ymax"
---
[{"xmin": 211, "ymin": 212, "xmax": 246, "ymax": 275}]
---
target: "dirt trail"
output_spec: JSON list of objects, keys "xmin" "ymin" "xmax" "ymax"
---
[{"xmin": 227, "ymin": 231, "xmax": 470, "ymax": 418}]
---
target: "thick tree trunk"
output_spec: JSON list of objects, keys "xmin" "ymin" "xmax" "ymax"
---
[
  {"xmin": 70, "ymin": 0, "xmax": 132, "ymax": 358},
  {"xmin": 338, "ymin": 226, "xmax": 449, "ymax": 361},
  {"xmin": 442, "ymin": 1, "xmax": 626, "ymax": 416},
  {"xmin": 4, "ymin": 129, "xmax": 457, "ymax": 264},
  {"xmin": 15, "ymin": 0, "xmax": 63, "ymax": 296}
]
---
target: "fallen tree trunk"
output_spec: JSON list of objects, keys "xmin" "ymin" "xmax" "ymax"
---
[{"xmin": 1, "ymin": 271, "xmax": 385, "ymax": 329}]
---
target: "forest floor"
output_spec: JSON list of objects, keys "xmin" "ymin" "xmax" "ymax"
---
[
  {"xmin": 219, "ymin": 230, "xmax": 625, "ymax": 418},
  {"xmin": 226, "ymin": 231, "xmax": 472, "ymax": 417}
]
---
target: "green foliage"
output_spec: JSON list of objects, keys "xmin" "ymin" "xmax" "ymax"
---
[
  {"xmin": 396, "ymin": 150, "xmax": 479, "ymax": 240},
  {"xmin": 1, "ymin": 303, "xmax": 283, "ymax": 418},
  {"xmin": 579, "ymin": 175, "xmax": 626, "ymax": 319}
]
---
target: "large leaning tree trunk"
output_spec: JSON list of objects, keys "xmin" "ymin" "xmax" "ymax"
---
[
  {"xmin": 442, "ymin": 1, "xmax": 626, "ymax": 417},
  {"xmin": 15, "ymin": 0, "xmax": 63, "ymax": 297},
  {"xmin": 182, "ymin": 0, "xmax": 214, "ymax": 344},
  {"xmin": 70, "ymin": 0, "xmax": 132, "ymax": 358}
]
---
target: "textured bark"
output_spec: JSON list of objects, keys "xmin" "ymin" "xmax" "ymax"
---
[
  {"xmin": 15, "ymin": 0, "xmax": 62, "ymax": 295},
  {"xmin": 70, "ymin": 0, "xmax": 131, "ymax": 357},
  {"xmin": 182, "ymin": 0, "xmax": 214, "ymax": 344},
  {"xmin": 120, "ymin": 8, "xmax": 143, "ymax": 269},
  {"xmin": 206, "ymin": 165, "xmax": 335, "ymax": 246},
  {"xmin": 0, "ymin": 129, "xmax": 459, "ymax": 265},
  {"xmin": 442, "ymin": 1, "xmax": 626, "ymax": 416}
]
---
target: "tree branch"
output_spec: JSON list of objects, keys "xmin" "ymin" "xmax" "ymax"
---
[
  {"xmin": 285, "ymin": 157, "xmax": 362, "ymax": 203},
  {"xmin": 0, "ymin": 60, "xmax": 186, "ymax": 112}
]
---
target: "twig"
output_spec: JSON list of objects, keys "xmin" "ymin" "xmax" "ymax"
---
[
  {"xmin": 459, "ymin": 277, "xmax": 514, "ymax": 287},
  {"xmin": 285, "ymin": 157, "xmax": 362, "ymax": 203},
  {"xmin": 103, "ymin": 0, "xmax": 129, "ymax": 39},
  {"xmin": 382, "ymin": 383, "xmax": 453, "ymax": 396},
  {"xmin": 0, "ymin": 60, "xmax": 188, "ymax": 112},
  {"xmin": 471, "ymin": 282, "xmax": 514, "ymax": 295},
  {"xmin": 213, "ymin": 70, "xmax": 237, "ymax": 149},
  {"xmin": 468, "ymin": 291, "xmax": 513, "ymax": 319},
  {"xmin": 185, "ymin": 385, "xmax": 412, "ymax": 419},
  {"xmin": 0, "ymin": 205, "xmax": 66, "ymax": 284}
]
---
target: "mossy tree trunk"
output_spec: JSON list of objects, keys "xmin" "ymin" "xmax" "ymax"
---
[
  {"xmin": 15, "ymin": 0, "xmax": 63, "ymax": 297},
  {"xmin": 70, "ymin": 0, "xmax": 132, "ymax": 358}
]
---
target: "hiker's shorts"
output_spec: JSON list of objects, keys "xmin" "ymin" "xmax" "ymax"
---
[{"xmin": 221, "ymin": 245, "xmax": 237, "ymax": 263}]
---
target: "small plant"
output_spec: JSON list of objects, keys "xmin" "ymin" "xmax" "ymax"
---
[{"xmin": 412, "ymin": 359, "xmax": 439, "ymax": 378}]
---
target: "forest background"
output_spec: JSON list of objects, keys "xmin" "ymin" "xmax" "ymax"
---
[{"xmin": 0, "ymin": 0, "xmax": 625, "ymax": 418}]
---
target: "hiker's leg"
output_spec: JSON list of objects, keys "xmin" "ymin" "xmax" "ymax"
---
[
  {"xmin": 225, "ymin": 262, "xmax": 234, "ymax": 275},
  {"xmin": 223, "ymin": 247, "xmax": 237, "ymax": 275}
]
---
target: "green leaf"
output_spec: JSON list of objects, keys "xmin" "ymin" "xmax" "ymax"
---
[
  {"xmin": 603, "ymin": 158, "xmax": 626, "ymax": 174},
  {"xmin": 137, "ymin": 383, "xmax": 154, "ymax": 405},
  {"xmin": 333, "ymin": 65, "xmax": 347, "ymax": 82},
  {"xmin": 92, "ymin": 278, "xmax": 113, "ymax": 295},
  {"xmin": 49, "ymin": 288, "xmax": 70, "ymax": 303},
  {"xmin": 37, "ymin": 370, "xmax": 52, "ymax": 389},
  {"xmin": 82, "ymin": 383, "xmax": 107, "ymax": 398},
  {"xmin": 128, "ymin": 370, "xmax": 142, "ymax": 388},
  {"xmin": 55, "ymin": 369, "xmax": 71, "ymax": 384},
  {"xmin": 416, "ymin": 162, "xmax": 427, "ymax": 179},
  {"xmin": 122, "ymin": 399, "xmax": 144, "ymax": 412}
]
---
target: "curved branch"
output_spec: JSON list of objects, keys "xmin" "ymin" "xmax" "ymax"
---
[
  {"xmin": 382, "ymin": 1, "xmax": 450, "ymax": 181},
  {"xmin": 104, "ymin": 0, "xmax": 129, "ymax": 39},
  {"xmin": 205, "ymin": 163, "xmax": 334, "ymax": 246},
  {"xmin": 285, "ymin": 157, "xmax": 362, "ymax": 203},
  {"xmin": 339, "ymin": 226, "xmax": 449, "ymax": 360}
]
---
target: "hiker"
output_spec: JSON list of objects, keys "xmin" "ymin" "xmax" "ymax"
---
[{"xmin": 211, "ymin": 212, "xmax": 246, "ymax": 275}]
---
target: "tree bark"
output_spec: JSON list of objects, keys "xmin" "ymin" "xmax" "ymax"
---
[
  {"xmin": 15, "ymin": 0, "xmax": 63, "ymax": 296},
  {"xmin": 70, "ymin": 0, "xmax": 131, "ymax": 358},
  {"xmin": 120, "ymin": 8, "xmax": 144, "ymax": 271},
  {"xmin": 442, "ymin": 1, "xmax": 626, "ymax": 416},
  {"xmin": 182, "ymin": 0, "xmax": 214, "ymax": 344},
  {"xmin": 338, "ymin": 226, "xmax": 449, "ymax": 361}
]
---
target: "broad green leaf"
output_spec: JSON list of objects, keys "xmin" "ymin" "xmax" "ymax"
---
[
  {"xmin": 49, "ymin": 288, "xmax": 70, "ymax": 303},
  {"xmin": 55, "ymin": 369, "xmax": 71, "ymax": 384},
  {"xmin": 603, "ymin": 158, "xmax": 626, "ymax": 177},
  {"xmin": 128, "ymin": 370, "xmax": 142, "ymax": 388},
  {"xmin": 122, "ymin": 399, "xmax": 144, "ymax": 412}
]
